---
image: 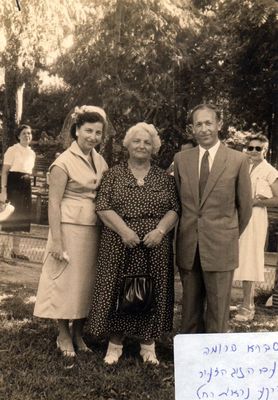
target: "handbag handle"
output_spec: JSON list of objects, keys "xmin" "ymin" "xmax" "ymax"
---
[{"xmin": 123, "ymin": 242, "xmax": 151, "ymax": 274}]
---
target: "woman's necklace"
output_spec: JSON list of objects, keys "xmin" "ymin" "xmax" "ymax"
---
[{"xmin": 128, "ymin": 162, "xmax": 150, "ymax": 187}]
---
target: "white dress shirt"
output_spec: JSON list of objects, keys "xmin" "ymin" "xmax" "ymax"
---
[{"xmin": 198, "ymin": 140, "xmax": 221, "ymax": 176}]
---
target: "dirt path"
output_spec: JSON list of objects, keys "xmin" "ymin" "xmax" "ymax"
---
[
  {"xmin": 0, "ymin": 224, "xmax": 47, "ymax": 288},
  {"xmin": 0, "ymin": 258, "xmax": 242, "ymax": 305},
  {"xmin": 0, "ymin": 257, "xmax": 186, "ymax": 303}
]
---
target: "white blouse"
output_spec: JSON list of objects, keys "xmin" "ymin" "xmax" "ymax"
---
[{"xmin": 4, "ymin": 143, "xmax": 36, "ymax": 174}]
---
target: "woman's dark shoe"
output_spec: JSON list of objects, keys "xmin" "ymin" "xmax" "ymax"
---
[
  {"xmin": 56, "ymin": 338, "xmax": 76, "ymax": 358},
  {"xmin": 11, "ymin": 250, "xmax": 29, "ymax": 261},
  {"xmin": 73, "ymin": 338, "xmax": 92, "ymax": 353}
]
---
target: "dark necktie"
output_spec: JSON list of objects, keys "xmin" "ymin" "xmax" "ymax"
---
[{"xmin": 199, "ymin": 150, "xmax": 210, "ymax": 199}]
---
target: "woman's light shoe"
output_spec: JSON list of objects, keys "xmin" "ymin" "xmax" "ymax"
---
[
  {"xmin": 11, "ymin": 250, "xmax": 29, "ymax": 261},
  {"xmin": 56, "ymin": 338, "xmax": 76, "ymax": 357},
  {"xmin": 104, "ymin": 342, "xmax": 123, "ymax": 365},
  {"xmin": 234, "ymin": 306, "xmax": 255, "ymax": 322},
  {"xmin": 140, "ymin": 343, "xmax": 159, "ymax": 365}
]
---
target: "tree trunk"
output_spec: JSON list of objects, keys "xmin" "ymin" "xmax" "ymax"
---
[
  {"xmin": 2, "ymin": 67, "xmax": 25, "ymax": 153},
  {"xmin": 16, "ymin": 82, "xmax": 25, "ymax": 125}
]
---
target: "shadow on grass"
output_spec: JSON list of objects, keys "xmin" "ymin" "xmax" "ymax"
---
[{"xmin": 0, "ymin": 282, "xmax": 175, "ymax": 400}]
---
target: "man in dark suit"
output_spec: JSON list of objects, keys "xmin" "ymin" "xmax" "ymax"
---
[{"xmin": 174, "ymin": 103, "xmax": 252, "ymax": 333}]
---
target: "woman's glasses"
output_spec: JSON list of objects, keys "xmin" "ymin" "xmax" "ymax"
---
[{"xmin": 247, "ymin": 146, "xmax": 263, "ymax": 152}]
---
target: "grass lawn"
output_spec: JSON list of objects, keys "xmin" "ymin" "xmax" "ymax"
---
[
  {"xmin": 0, "ymin": 281, "xmax": 177, "ymax": 400},
  {"xmin": 1, "ymin": 276, "xmax": 278, "ymax": 399}
]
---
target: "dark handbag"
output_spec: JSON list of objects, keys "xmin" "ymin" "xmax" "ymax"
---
[{"xmin": 116, "ymin": 245, "xmax": 154, "ymax": 314}]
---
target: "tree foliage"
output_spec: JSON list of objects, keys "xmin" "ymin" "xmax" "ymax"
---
[
  {"xmin": 54, "ymin": 0, "xmax": 277, "ymax": 167},
  {"xmin": 183, "ymin": 0, "xmax": 277, "ymax": 163},
  {"xmin": 0, "ymin": 0, "xmax": 276, "ymax": 167},
  {"xmin": 54, "ymin": 0, "xmax": 200, "ymax": 167},
  {"xmin": 0, "ymin": 0, "xmax": 85, "ymax": 151}
]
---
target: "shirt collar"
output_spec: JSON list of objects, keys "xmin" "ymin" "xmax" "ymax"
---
[
  {"xmin": 199, "ymin": 140, "xmax": 220, "ymax": 159},
  {"xmin": 16, "ymin": 143, "xmax": 31, "ymax": 150},
  {"xmin": 69, "ymin": 140, "xmax": 97, "ymax": 160}
]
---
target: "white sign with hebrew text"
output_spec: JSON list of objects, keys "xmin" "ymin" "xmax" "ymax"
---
[{"xmin": 174, "ymin": 332, "xmax": 278, "ymax": 400}]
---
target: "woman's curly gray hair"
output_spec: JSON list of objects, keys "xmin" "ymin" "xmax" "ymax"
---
[{"xmin": 123, "ymin": 122, "xmax": 161, "ymax": 155}]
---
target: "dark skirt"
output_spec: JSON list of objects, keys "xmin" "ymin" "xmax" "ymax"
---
[{"xmin": 1, "ymin": 172, "xmax": 32, "ymax": 232}]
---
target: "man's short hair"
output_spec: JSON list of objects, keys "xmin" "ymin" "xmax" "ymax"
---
[{"xmin": 188, "ymin": 103, "xmax": 222, "ymax": 124}]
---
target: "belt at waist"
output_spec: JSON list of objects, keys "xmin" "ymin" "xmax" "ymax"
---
[{"xmin": 9, "ymin": 171, "xmax": 31, "ymax": 178}]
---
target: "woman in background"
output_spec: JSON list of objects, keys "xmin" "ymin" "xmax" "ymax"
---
[
  {"xmin": 0, "ymin": 124, "xmax": 36, "ymax": 259},
  {"xmin": 34, "ymin": 106, "xmax": 108, "ymax": 359},
  {"xmin": 233, "ymin": 134, "xmax": 278, "ymax": 321}
]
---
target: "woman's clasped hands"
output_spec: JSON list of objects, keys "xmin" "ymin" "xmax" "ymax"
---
[
  {"xmin": 120, "ymin": 227, "xmax": 140, "ymax": 248},
  {"xmin": 121, "ymin": 227, "xmax": 164, "ymax": 248},
  {"xmin": 143, "ymin": 228, "xmax": 164, "ymax": 248}
]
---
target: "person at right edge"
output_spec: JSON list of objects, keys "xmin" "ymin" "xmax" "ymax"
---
[{"xmin": 174, "ymin": 103, "xmax": 252, "ymax": 333}]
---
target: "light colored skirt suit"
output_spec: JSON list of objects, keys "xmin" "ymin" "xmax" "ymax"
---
[{"xmin": 33, "ymin": 141, "xmax": 108, "ymax": 319}]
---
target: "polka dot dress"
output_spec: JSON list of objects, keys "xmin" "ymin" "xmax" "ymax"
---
[{"xmin": 88, "ymin": 162, "xmax": 180, "ymax": 340}]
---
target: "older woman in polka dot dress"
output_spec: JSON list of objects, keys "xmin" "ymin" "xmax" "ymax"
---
[{"xmin": 88, "ymin": 122, "xmax": 180, "ymax": 365}]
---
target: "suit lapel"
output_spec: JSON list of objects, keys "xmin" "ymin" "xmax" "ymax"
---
[
  {"xmin": 200, "ymin": 143, "xmax": 227, "ymax": 207},
  {"xmin": 185, "ymin": 147, "xmax": 199, "ymax": 206}
]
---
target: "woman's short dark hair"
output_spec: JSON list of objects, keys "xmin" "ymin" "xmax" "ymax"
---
[
  {"xmin": 70, "ymin": 107, "xmax": 108, "ymax": 140},
  {"xmin": 246, "ymin": 133, "xmax": 269, "ymax": 151},
  {"xmin": 15, "ymin": 124, "xmax": 32, "ymax": 142}
]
